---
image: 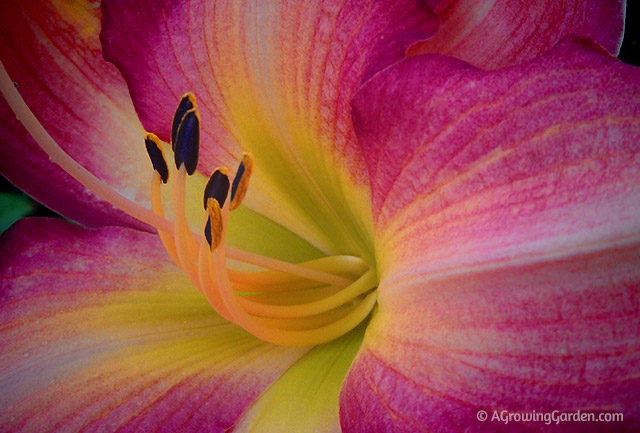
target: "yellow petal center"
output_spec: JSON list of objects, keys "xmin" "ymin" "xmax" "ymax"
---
[
  {"xmin": 0, "ymin": 66, "xmax": 379, "ymax": 346},
  {"xmin": 148, "ymin": 93, "xmax": 378, "ymax": 346}
]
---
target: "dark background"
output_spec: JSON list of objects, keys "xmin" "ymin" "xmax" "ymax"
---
[
  {"xmin": 619, "ymin": 1, "xmax": 639, "ymax": 65},
  {"xmin": 1, "ymin": 5, "xmax": 639, "ymax": 232}
]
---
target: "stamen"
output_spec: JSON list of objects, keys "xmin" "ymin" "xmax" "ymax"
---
[
  {"xmin": 0, "ymin": 61, "xmax": 173, "ymax": 233},
  {"xmin": 228, "ymin": 255, "xmax": 369, "ymax": 289},
  {"xmin": 172, "ymin": 164, "xmax": 200, "ymax": 285},
  {"xmin": 230, "ymin": 152, "xmax": 254, "ymax": 210},
  {"xmin": 226, "ymin": 247, "xmax": 352, "ymax": 287},
  {"xmin": 202, "ymin": 168, "xmax": 230, "ymax": 251},
  {"xmin": 253, "ymin": 291, "xmax": 376, "ymax": 345},
  {"xmin": 4, "ymin": 59, "xmax": 381, "ymax": 346},
  {"xmin": 197, "ymin": 240, "xmax": 233, "ymax": 321},
  {"xmin": 171, "ymin": 92, "xmax": 196, "ymax": 149},
  {"xmin": 231, "ymin": 279, "xmax": 325, "ymax": 294},
  {"xmin": 252, "ymin": 291, "xmax": 377, "ymax": 340},
  {"xmin": 254, "ymin": 306, "xmax": 358, "ymax": 331},
  {"xmin": 150, "ymin": 170, "xmax": 179, "ymax": 265},
  {"xmin": 205, "ymin": 200, "xmax": 377, "ymax": 346},
  {"xmin": 203, "ymin": 168, "xmax": 230, "ymax": 210},
  {"xmin": 145, "ymin": 133, "xmax": 169, "ymax": 183},
  {"xmin": 237, "ymin": 268, "xmax": 377, "ymax": 318},
  {"xmin": 205, "ymin": 197, "xmax": 223, "ymax": 251},
  {"xmin": 213, "ymin": 239, "xmax": 377, "ymax": 346},
  {"xmin": 239, "ymin": 284, "xmax": 344, "ymax": 305},
  {"xmin": 148, "ymin": 90, "xmax": 379, "ymax": 345},
  {"xmin": 173, "ymin": 108, "xmax": 200, "ymax": 175}
]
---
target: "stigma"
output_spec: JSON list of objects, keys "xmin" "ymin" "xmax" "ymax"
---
[{"xmin": 144, "ymin": 93, "xmax": 377, "ymax": 346}]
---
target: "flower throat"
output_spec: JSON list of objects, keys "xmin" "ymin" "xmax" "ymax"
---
[
  {"xmin": 143, "ymin": 93, "xmax": 377, "ymax": 346},
  {"xmin": 0, "ymin": 63, "xmax": 377, "ymax": 346}
]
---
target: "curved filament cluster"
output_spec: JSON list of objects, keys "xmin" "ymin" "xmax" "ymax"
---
[
  {"xmin": 146, "ymin": 93, "xmax": 378, "ymax": 346},
  {"xmin": 1, "ymin": 62, "xmax": 378, "ymax": 346}
]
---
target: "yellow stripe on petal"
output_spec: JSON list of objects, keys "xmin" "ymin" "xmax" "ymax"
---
[
  {"xmin": 0, "ymin": 219, "xmax": 309, "ymax": 432},
  {"xmin": 101, "ymin": 0, "xmax": 437, "ymax": 261},
  {"xmin": 232, "ymin": 323, "xmax": 366, "ymax": 433}
]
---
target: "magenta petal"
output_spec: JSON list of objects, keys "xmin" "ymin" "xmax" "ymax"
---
[
  {"xmin": 353, "ymin": 38, "xmax": 640, "ymax": 277},
  {"xmin": 100, "ymin": 0, "xmax": 438, "ymax": 174},
  {"xmin": 343, "ymin": 38, "xmax": 640, "ymax": 432},
  {"xmin": 100, "ymin": 0, "xmax": 438, "ymax": 256},
  {"xmin": 0, "ymin": 102, "xmax": 146, "ymax": 230},
  {"xmin": 0, "ymin": 218, "xmax": 307, "ymax": 432},
  {"xmin": 340, "ymin": 243, "xmax": 640, "ymax": 432},
  {"xmin": 410, "ymin": 0, "xmax": 625, "ymax": 69},
  {"xmin": 0, "ymin": 0, "xmax": 153, "ymax": 229}
]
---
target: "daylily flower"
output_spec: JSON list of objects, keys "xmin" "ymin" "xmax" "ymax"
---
[{"xmin": 1, "ymin": 0, "xmax": 638, "ymax": 431}]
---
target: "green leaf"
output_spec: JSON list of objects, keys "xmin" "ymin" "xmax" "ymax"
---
[{"xmin": 0, "ymin": 192, "xmax": 33, "ymax": 233}]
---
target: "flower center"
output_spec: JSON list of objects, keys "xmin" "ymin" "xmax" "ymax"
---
[
  {"xmin": 0, "ymin": 62, "xmax": 378, "ymax": 346},
  {"xmin": 143, "ymin": 93, "xmax": 377, "ymax": 346}
]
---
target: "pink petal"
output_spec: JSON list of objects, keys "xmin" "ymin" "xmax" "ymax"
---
[
  {"xmin": 341, "ymin": 242, "xmax": 640, "ymax": 432},
  {"xmin": 343, "ymin": 37, "xmax": 640, "ymax": 432},
  {"xmin": 100, "ymin": 1, "xmax": 437, "ymax": 254},
  {"xmin": 0, "ymin": 218, "xmax": 308, "ymax": 432},
  {"xmin": 409, "ymin": 0, "xmax": 625, "ymax": 69},
  {"xmin": 0, "ymin": 0, "xmax": 154, "ymax": 229},
  {"xmin": 353, "ymin": 37, "xmax": 640, "ymax": 279},
  {"xmin": 101, "ymin": 0, "xmax": 437, "ymax": 173}
]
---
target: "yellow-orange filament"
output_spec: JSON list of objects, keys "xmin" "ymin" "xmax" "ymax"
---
[
  {"xmin": 148, "ymin": 148, "xmax": 377, "ymax": 345},
  {"xmin": 197, "ymin": 190, "xmax": 377, "ymax": 346},
  {"xmin": 151, "ymin": 171, "xmax": 179, "ymax": 266},
  {"xmin": 0, "ymin": 62, "xmax": 379, "ymax": 346},
  {"xmin": 172, "ymin": 164, "xmax": 200, "ymax": 288},
  {"xmin": 0, "ymin": 60, "xmax": 174, "ymax": 234}
]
